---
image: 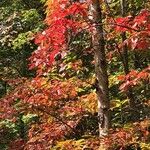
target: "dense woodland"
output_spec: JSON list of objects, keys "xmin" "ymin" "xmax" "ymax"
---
[{"xmin": 0, "ymin": 0, "xmax": 150, "ymax": 149}]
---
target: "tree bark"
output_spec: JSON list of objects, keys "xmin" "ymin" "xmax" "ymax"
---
[{"xmin": 89, "ymin": 0, "xmax": 110, "ymax": 137}]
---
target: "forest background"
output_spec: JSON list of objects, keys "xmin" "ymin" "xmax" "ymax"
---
[{"xmin": 0, "ymin": 0, "xmax": 150, "ymax": 149}]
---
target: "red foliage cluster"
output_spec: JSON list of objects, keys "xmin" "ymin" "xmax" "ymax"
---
[
  {"xmin": 9, "ymin": 139, "xmax": 26, "ymax": 150},
  {"xmin": 114, "ymin": 9, "xmax": 150, "ymax": 51},
  {"xmin": 0, "ymin": 78, "xmax": 27, "ymax": 120},
  {"xmin": 118, "ymin": 66, "xmax": 150, "ymax": 91},
  {"xmin": 1, "ymin": 1, "xmax": 149, "ymax": 149},
  {"xmin": 107, "ymin": 121, "xmax": 150, "ymax": 149},
  {"xmin": 26, "ymin": 123, "xmax": 69, "ymax": 150},
  {"xmin": 0, "ymin": 77, "xmax": 84, "ymax": 120},
  {"xmin": 114, "ymin": 10, "xmax": 150, "ymax": 32},
  {"xmin": 0, "ymin": 77, "xmax": 85, "ymax": 149},
  {"xmin": 29, "ymin": 1, "xmax": 87, "ymax": 75}
]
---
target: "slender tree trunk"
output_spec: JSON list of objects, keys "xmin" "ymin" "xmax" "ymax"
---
[
  {"xmin": 121, "ymin": 0, "xmax": 137, "ymax": 119},
  {"xmin": 0, "ymin": 79, "xmax": 7, "ymax": 98},
  {"xmin": 89, "ymin": 0, "xmax": 110, "ymax": 137},
  {"xmin": 120, "ymin": 0, "xmax": 129, "ymax": 75}
]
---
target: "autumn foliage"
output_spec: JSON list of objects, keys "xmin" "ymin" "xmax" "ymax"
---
[{"xmin": 0, "ymin": 0, "xmax": 150, "ymax": 150}]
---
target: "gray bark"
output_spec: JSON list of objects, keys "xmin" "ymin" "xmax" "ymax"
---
[{"xmin": 89, "ymin": 0, "xmax": 110, "ymax": 137}]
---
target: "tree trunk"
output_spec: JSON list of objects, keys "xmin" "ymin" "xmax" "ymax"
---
[
  {"xmin": 121, "ymin": 0, "xmax": 137, "ymax": 120},
  {"xmin": 89, "ymin": 0, "xmax": 110, "ymax": 137}
]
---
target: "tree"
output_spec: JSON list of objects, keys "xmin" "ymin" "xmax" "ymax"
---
[
  {"xmin": 89, "ymin": 0, "xmax": 110, "ymax": 136},
  {"xmin": 29, "ymin": 0, "xmax": 110, "ymax": 137}
]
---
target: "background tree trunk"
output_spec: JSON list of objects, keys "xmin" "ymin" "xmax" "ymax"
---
[
  {"xmin": 89, "ymin": 0, "xmax": 110, "ymax": 137},
  {"xmin": 120, "ymin": 0, "xmax": 137, "ymax": 120}
]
